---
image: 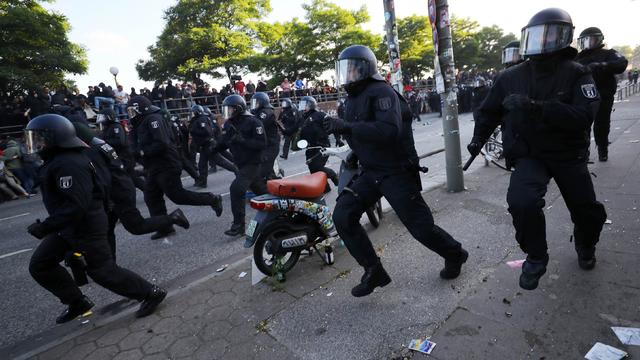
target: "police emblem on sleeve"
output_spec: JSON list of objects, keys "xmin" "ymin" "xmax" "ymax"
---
[
  {"xmin": 377, "ymin": 97, "xmax": 392, "ymax": 110},
  {"xmin": 260, "ymin": 113, "xmax": 267, "ymax": 119},
  {"xmin": 59, "ymin": 176, "xmax": 73, "ymax": 189},
  {"xmin": 581, "ymin": 84, "xmax": 598, "ymax": 99},
  {"xmin": 151, "ymin": 121, "xmax": 159, "ymax": 128},
  {"xmin": 256, "ymin": 126, "xmax": 264, "ymax": 135}
]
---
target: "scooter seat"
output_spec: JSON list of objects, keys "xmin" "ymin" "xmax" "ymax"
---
[{"xmin": 267, "ymin": 172, "xmax": 328, "ymax": 199}]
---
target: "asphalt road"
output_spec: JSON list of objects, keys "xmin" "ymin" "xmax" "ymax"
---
[{"xmin": 0, "ymin": 111, "xmax": 477, "ymax": 348}]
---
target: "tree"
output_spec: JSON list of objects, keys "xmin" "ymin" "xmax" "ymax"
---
[
  {"xmin": 256, "ymin": 0, "xmax": 382, "ymax": 82},
  {"xmin": 396, "ymin": 15, "xmax": 434, "ymax": 82},
  {"xmin": 475, "ymin": 25, "xmax": 517, "ymax": 71},
  {"xmin": 136, "ymin": 0, "xmax": 271, "ymax": 84},
  {"xmin": 449, "ymin": 16, "xmax": 480, "ymax": 71},
  {"xmin": 0, "ymin": 0, "xmax": 87, "ymax": 95}
]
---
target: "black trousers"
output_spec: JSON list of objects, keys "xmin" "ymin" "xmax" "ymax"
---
[
  {"xmin": 333, "ymin": 171, "xmax": 463, "ymax": 268},
  {"xmin": 194, "ymin": 141, "xmax": 211, "ymax": 183},
  {"xmin": 122, "ymin": 157, "xmax": 145, "ymax": 191},
  {"xmin": 282, "ymin": 135, "xmax": 293, "ymax": 158},
  {"xmin": 179, "ymin": 147, "xmax": 199, "ymax": 181},
  {"xmin": 211, "ymin": 151, "xmax": 239, "ymax": 174},
  {"xmin": 594, "ymin": 95, "xmax": 614, "ymax": 149},
  {"xmin": 260, "ymin": 142, "xmax": 280, "ymax": 179},
  {"xmin": 144, "ymin": 167, "xmax": 214, "ymax": 218},
  {"xmin": 230, "ymin": 164, "xmax": 267, "ymax": 225},
  {"xmin": 506, "ymin": 157, "xmax": 607, "ymax": 258},
  {"xmin": 107, "ymin": 205, "xmax": 174, "ymax": 259},
  {"xmin": 306, "ymin": 149, "xmax": 337, "ymax": 182},
  {"xmin": 29, "ymin": 210, "xmax": 152, "ymax": 305}
]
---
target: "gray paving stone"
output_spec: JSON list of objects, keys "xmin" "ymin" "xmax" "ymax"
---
[
  {"xmin": 167, "ymin": 336, "xmax": 200, "ymax": 358},
  {"xmin": 141, "ymin": 333, "xmax": 175, "ymax": 355},
  {"xmin": 118, "ymin": 330, "xmax": 154, "ymax": 351},
  {"xmin": 198, "ymin": 320, "xmax": 233, "ymax": 342},
  {"xmin": 150, "ymin": 316, "xmax": 183, "ymax": 335},
  {"xmin": 85, "ymin": 345, "xmax": 119, "ymax": 360},
  {"xmin": 112, "ymin": 348, "xmax": 144, "ymax": 360},
  {"xmin": 205, "ymin": 291, "xmax": 236, "ymax": 309},
  {"xmin": 96, "ymin": 327, "xmax": 130, "ymax": 347},
  {"xmin": 192, "ymin": 338, "xmax": 229, "ymax": 360},
  {"xmin": 36, "ymin": 339, "xmax": 75, "ymax": 360}
]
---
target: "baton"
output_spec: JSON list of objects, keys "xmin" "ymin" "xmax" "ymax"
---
[{"xmin": 462, "ymin": 154, "xmax": 477, "ymax": 171}]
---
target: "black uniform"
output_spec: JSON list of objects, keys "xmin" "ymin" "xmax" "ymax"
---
[
  {"xmin": 575, "ymin": 47, "xmax": 628, "ymax": 155},
  {"xmin": 279, "ymin": 107, "xmax": 299, "ymax": 159},
  {"xmin": 101, "ymin": 120, "xmax": 145, "ymax": 191},
  {"xmin": 207, "ymin": 115, "xmax": 239, "ymax": 174},
  {"xmin": 189, "ymin": 113, "xmax": 214, "ymax": 185},
  {"xmin": 253, "ymin": 107, "xmax": 280, "ymax": 179},
  {"xmin": 136, "ymin": 109, "xmax": 219, "ymax": 223},
  {"xmin": 215, "ymin": 113, "xmax": 267, "ymax": 226},
  {"xmin": 85, "ymin": 140, "xmax": 176, "ymax": 257},
  {"xmin": 333, "ymin": 80, "xmax": 464, "ymax": 268},
  {"xmin": 299, "ymin": 109, "xmax": 338, "ymax": 185},
  {"xmin": 169, "ymin": 118, "xmax": 199, "ymax": 181},
  {"xmin": 472, "ymin": 85, "xmax": 490, "ymax": 120},
  {"xmin": 29, "ymin": 149, "xmax": 152, "ymax": 307},
  {"xmin": 472, "ymin": 48, "xmax": 607, "ymax": 260}
]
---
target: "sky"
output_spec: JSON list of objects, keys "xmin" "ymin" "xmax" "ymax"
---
[{"xmin": 43, "ymin": 0, "xmax": 640, "ymax": 93}]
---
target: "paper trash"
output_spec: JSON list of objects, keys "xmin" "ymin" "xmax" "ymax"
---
[
  {"xmin": 584, "ymin": 342, "xmax": 627, "ymax": 360},
  {"xmin": 408, "ymin": 338, "xmax": 436, "ymax": 355},
  {"xmin": 239, "ymin": 271, "xmax": 247, "ymax": 278},
  {"xmin": 506, "ymin": 259, "xmax": 526, "ymax": 269},
  {"xmin": 612, "ymin": 327, "xmax": 640, "ymax": 346}
]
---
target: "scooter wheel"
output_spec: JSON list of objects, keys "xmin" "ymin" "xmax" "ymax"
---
[{"xmin": 253, "ymin": 227, "xmax": 302, "ymax": 276}]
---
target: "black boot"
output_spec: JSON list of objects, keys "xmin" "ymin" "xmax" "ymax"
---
[
  {"xmin": 194, "ymin": 178, "xmax": 207, "ymax": 188},
  {"xmin": 210, "ymin": 193, "xmax": 223, "ymax": 217},
  {"xmin": 598, "ymin": 146, "xmax": 608, "ymax": 162},
  {"xmin": 224, "ymin": 223, "xmax": 245, "ymax": 237},
  {"xmin": 575, "ymin": 245, "xmax": 596, "ymax": 270},
  {"xmin": 169, "ymin": 209, "xmax": 190, "ymax": 229},
  {"xmin": 440, "ymin": 249, "xmax": 469, "ymax": 279},
  {"xmin": 136, "ymin": 285, "xmax": 167, "ymax": 318},
  {"xmin": 56, "ymin": 295, "xmax": 94, "ymax": 324},
  {"xmin": 351, "ymin": 262, "xmax": 392, "ymax": 297},
  {"xmin": 519, "ymin": 254, "xmax": 549, "ymax": 290},
  {"xmin": 150, "ymin": 227, "xmax": 176, "ymax": 240}
]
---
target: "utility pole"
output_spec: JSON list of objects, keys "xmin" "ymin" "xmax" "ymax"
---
[
  {"xmin": 383, "ymin": 0, "xmax": 403, "ymax": 95},
  {"xmin": 428, "ymin": 0, "xmax": 464, "ymax": 192}
]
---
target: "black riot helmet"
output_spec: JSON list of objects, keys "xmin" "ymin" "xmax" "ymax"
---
[
  {"xmin": 280, "ymin": 98, "xmax": 293, "ymax": 109},
  {"xmin": 577, "ymin": 27, "xmax": 604, "ymax": 51},
  {"xmin": 250, "ymin": 92, "xmax": 272, "ymax": 110},
  {"xmin": 298, "ymin": 96, "xmax": 317, "ymax": 113},
  {"xmin": 336, "ymin": 45, "xmax": 384, "ymax": 93},
  {"xmin": 520, "ymin": 8, "xmax": 574, "ymax": 57},
  {"xmin": 502, "ymin": 41, "xmax": 522, "ymax": 67},
  {"xmin": 127, "ymin": 95, "xmax": 153, "ymax": 118},
  {"xmin": 221, "ymin": 94, "xmax": 247, "ymax": 120},
  {"xmin": 24, "ymin": 114, "xmax": 86, "ymax": 154},
  {"xmin": 191, "ymin": 104, "xmax": 205, "ymax": 116}
]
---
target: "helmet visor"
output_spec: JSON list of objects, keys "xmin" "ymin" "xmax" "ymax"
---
[
  {"xmin": 222, "ymin": 106, "xmax": 236, "ymax": 120},
  {"xmin": 335, "ymin": 59, "xmax": 369, "ymax": 87},
  {"xmin": 127, "ymin": 106, "xmax": 139, "ymax": 119},
  {"xmin": 520, "ymin": 24, "xmax": 573, "ymax": 56},
  {"xmin": 502, "ymin": 47, "xmax": 521, "ymax": 65},
  {"xmin": 280, "ymin": 100, "xmax": 290, "ymax": 108},
  {"xmin": 24, "ymin": 130, "xmax": 47, "ymax": 154},
  {"xmin": 250, "ymin": 98, "xmax": 259, "ymax": 110},
  {"xmin": 298, "ymin": 100, "xmax": 308, "ymax": 112},
  {"xmin": 577, "ymin": 35, "xmax": 603, "ymax": 51}
]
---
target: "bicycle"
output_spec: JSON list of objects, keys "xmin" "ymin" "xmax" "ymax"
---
[{"xmin": 480, "ymin": 127, "xmax": 511, "ymax": 171}]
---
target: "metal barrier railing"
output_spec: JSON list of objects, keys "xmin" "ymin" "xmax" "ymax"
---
[
  {"xmin": 0, "ymin": 125, "xmax": 25, "ymax": 138},
  {"xmin": 615, "ymin": 82, "xmax": 640, "ymax": 101}
]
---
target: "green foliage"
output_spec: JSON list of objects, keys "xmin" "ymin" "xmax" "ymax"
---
[
  {"xmin": 136, "ymin": 0, "xmax": 272, "ymax": 83},
  {"xmin": 0, "ymin": 0, "xmax": 87, "ymax": 95},
  {"xmin": 474, "ymin": 25, "xmax": 517, "ymax": 71},
  {"xmin": 396, "ymin": 15, "xmax": 434, "ymax": 82}
]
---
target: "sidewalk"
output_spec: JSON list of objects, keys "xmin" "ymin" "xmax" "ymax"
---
[{"xmin": 5, "ymin": 95, "xmax": 640, "ymax": 359}]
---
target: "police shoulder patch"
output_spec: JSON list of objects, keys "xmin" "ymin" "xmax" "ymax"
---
[
  {"xmin": 581, "ymin": 83, "xmax": 598, "ymax": 99},
  {"xmin": 151, "ymin": 121, "xmax": 159, "ymax": 129},
  {"xmin": 260, "ymin": 112, "xmax": 267, "ymax": 119},
  {"xmin": 59, "ymin": 176, "xmax": 73, "ymax": 189},
  {"xmin": 114, "ymin": 128, "xmax": 119, "ymax": 134},
  {"xmin": 377, "ymin": 97, "xmax": 392, "ymax": 110},
  {"xmin": 256, "ymin": 126, "xmax": 264, "ymax": 135}
]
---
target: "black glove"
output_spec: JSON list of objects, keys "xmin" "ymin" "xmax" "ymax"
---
[
  {"xmin": 27, "ymin": 219, "xmax": 48, "ymax": 240},
  {"xmin": 345, "ymin": 151, "xmax": 359, "ymax": 170},
  {"xmin": 467, "ymin": 137, "xmax": 484, "ymax": 157},
  {"xmin": 502, "ymin": 94, "xmax": 538, "ymax": 112},
  {"xmin": 322, "ymin": 116, "xmax": 351, "ymax": 135}
]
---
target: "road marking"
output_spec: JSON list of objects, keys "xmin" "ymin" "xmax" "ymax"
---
[
  {"xmin": 0, "ymin": 248, "xmax": 32, "ymax": 260},
  {"xmin": 0, "ymin": 213, "xmax": 30, "ymax": 222}
]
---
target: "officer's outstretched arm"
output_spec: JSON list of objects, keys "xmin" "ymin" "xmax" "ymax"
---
[
  {"xmin": 473, "ymin": 78, "xmax": 505, "ymax": 142},
  {"xmin": 349, "ymin": 86, "xmax": 400, "ymax": 144},
  {"xmin": 40, "ymin": 162, "xmax": 94, "ymax": 233},
  {"xmin": 603, "ymin": 51, "xmax": 628, "ymax": 75},
  {"xmin": 541, "ymin": 74, "xmax": 599, "ymax": 131}
]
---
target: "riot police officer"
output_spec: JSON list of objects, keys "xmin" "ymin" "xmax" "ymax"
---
[
  {"xmin": 189, "ymin": 105, "xmax": 214, "ymax": 187},
  {"xmin": 278, "ymin": 98, "xmax": 300, "ymax": 160},
  {"xmin": 502, "ymin": 41, "xmax": 523, "ymax": 69},
  {"xmin": 471, "ymin": 77, "xmax": 489, "ymax": 120},
  {"xmin": 97, "ymin": 108, "xmax": 145, "ymax": 191},
  {"xmin": 26, "ymin": 114, "xmax": 166, "ymax": 323},
  {"xmin": 214, "ymin": 95, "xmax": 268, "ymax": 236},
  {"xmin": 298, "ymin": 96, "xmax": 339, "ymax": 189},
  {"xmin": 467, "ymin": 8, "xmax": 607, "ymax": 290},
  {"xmin": 168, "ymin": 114, "xmax": 200, "ymax": 182},
  {"xmin": 73, "ymin": 121, "xmax": 190, "ymax": 256},
  {"xmin": 576, "ymin": 27, "xmax": 628, "ymax": 161},
  {"xmin": 251, "ymin": 92, "xmax": 280, "ymax": 179},
  {"xmin": 203, "ymin": 106, "xmax": 238, "ymax": 174},
  {"xmin": 127, "ymin": 96, "xmax": 223, "ymax": 239},
  {"xmin": 323, "ymin": 45, "xmax": 468, "ymax": 297}
]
